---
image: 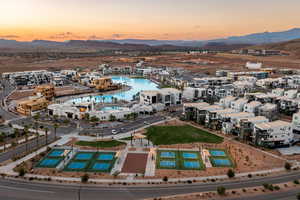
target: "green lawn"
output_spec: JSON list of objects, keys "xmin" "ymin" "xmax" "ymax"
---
[
  {"xmin": 146, "ymin": 125, "xmax": 223, "ymax": 145},
  {"xmin": 75, "ymin": 140, "xmax": 126, "ymax": 148}
]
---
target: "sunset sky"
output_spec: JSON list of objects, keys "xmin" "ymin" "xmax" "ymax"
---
[{"xmin": 1, "ymin": 0, "xmax": 300, "ymax": 41}]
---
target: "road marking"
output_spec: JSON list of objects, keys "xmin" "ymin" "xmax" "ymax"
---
[{"xmin": 0, "ymin": 185, "xmax": 55, "ymax": 193}]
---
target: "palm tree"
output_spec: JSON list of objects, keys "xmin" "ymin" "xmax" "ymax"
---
[
  {"xmin": 0, "ymin": 132, "xmax": 6, "ymax": 152},
  {"xmin": 53, "ymin": 123, "xmax": 59, "ymax": 140},
  {"xmin": 44, "ymin": 127, "xmax": 49, "ymax": 145},
  {"xmin": 14, "ymin": 128, "xmax": 19, "ymax": 144},
  {"xmin": 23, "ymin": 125, "xmax": 30, "ymax": 153},
  {"xmin": 34, "ymin": 122, "xmax": 39, "ymax": 148}
]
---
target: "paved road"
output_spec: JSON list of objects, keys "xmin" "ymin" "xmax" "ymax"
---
[
  {"xmin": 0, "ymin": 171, "xmax": 299, "ymax": 200},
  {"xmin": 0, "ymin": 79, "xmax": 18, "ymax": 120},
  {"xmin": 80, "ymin": 115, "xmax": 166, "ymax": 136},
  {"xmin": 0, "ymin": 134, "xmax": 56, "ymax": 162}
]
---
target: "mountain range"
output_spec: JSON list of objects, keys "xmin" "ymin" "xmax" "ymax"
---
[{"xmin": 1, "ymin": 28, "xmax": 300, "ymax": 51}]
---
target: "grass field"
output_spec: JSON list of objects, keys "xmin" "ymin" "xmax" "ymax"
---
[
  {"xmin": 75, "ymin": 140, "xmax": 126, "ymax": 148},
  {"xmin": 146, "ymin": 125, "xmax": 223, "ymax": 145}
]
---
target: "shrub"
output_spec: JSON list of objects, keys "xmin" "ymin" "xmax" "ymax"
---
[
  {"xmin": 217, "ymin": 186, "xmax": 226, "ymax": 195},
  {"xmin": 81, "ymin": 174, "xmax": 89, "ymax": 183},
  {"xmin": 274, "ymin": 186, "xmax": 280, "ymax": 191},
  {"xmin": 227, "ymin": 169, "xmax": 235, "ymax": 178},
  {"xmin": 297, "ymin": 193, "xmax": 300, "ymax": 200},
  {"xmin": 18, "ymin": 168, "xmax": 26, "ymax": 177},
  {"xmin": 285, "ymin": 162, "xmax": 292, "ymax": 170},
  {"xmin": 263, "ymin": 183, "xmax": 274, "ymax": 191},
  {"xmin": 162, "ymin": 176, "xmax": 168, "ymax": 182},
  {"xmin": 294, "ymin": 180, "xmax": 300, "ymax": 184}
]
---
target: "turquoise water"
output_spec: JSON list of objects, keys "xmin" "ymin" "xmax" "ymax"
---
[
  {"xmin": 184, "ymin": 161, "xmax": 200, "ymax": 169},
  {"xmin": 100, "ymin": 106, "xmax": 121, "ymax": 111},
  {"xmin": 70, "ymin": 76, "xmax": 158, "ymax": 103},
  {"xmin": 210, "ymin": 150, "xmax": 226, "ymax": 157},
  {"xmin": 182, "ymin": 152, "xmax": 198, "ymax": 159}
]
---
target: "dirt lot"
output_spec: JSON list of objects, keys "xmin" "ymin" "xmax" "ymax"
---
[{"xmin": 2, "ymin": 52, "xmax": 300, "ymax": 75}]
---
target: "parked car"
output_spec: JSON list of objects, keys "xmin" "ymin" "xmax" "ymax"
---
[{"xmin": 111, "ymin": 129, "xmax": 118, "ymax": 135}]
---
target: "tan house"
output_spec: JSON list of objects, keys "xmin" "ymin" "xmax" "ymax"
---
[
  {"xmin": 17, "ymin": 97, "xmax": 49, "ymax": 116},
  {"xmin": 34, "ymin": 84, "xmax": 55, "ymax": 100},
  {"xmin": 90, "ymin": 77, "xmax": 120, "ymax": 91}
]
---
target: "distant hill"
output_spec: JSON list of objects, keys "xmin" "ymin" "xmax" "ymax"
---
[
  {"xmin": 251, "ymin": 38, "xmax": 300, "ymax": 57},
  {"xmin": 210, "ymin": 28, "xmax": 300, "ymax": 45},
  {"xmin": 1, "ymin": 28, "xmax": 300, "ymax": 52}
]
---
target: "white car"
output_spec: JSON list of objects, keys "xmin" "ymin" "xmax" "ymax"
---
[{"xmin": 111, "ymin": 129, "xmax": 118, "ymax": 135}]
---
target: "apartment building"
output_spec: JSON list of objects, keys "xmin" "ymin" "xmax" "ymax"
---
[
  {"xmin": 140, "ymin": 88, "xmax": 182, "ymax": 106},
  {"xmin": 253, "ymin": 120, "xmax": 294, "ymax": 147},
  {"xmin": 230, "ymin": 98, "xmax": 248, "ymax": 112},
  {"xmin": 243, "ymin": 101, "xmax": 262, "ymax": 113},
  {"xmin": 17, "ymin": 97, "xmax": 49, "ymax": 116},
  {"xmin": 34, "ymin": 84, "xmax": 55, "ymax": 100}
]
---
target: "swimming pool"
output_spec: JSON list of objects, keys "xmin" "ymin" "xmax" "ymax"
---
[
  {"xmin": 75, "ymin": 153, "xmax": 94, "ymax": 160},
  {"xmin": 210, "ymin": 150, "xmax": 226, "ymax": 157},
  {"xmin": 184, "ymin": 161, "xmax": 200, "ymax": 169},
  {"xmin": 212, "ymin": 158, "xmax": 232, "ymax": 167},
  {"xmin": 182, "ymin": 152, "xmax": 198, "ymax": 159},
  {"xmin": 98, "ymin": 154, "xmax": 114, "ymax": 161},
  {"xmin": 69, "ymin": 76, "xmax": 158, "ymax": 103},
  {"xmin": 92, "ymin": 162, "xmax": 111, "ymax": 171},
  {"xmin": 100, "ymin": 106, "xmax": 121, "ymax": 111},
  {"xmin": 39, "ymin": 158, "xmax": 61, "ymax": 167},
  {"xmin": 67, "ymin": 161, "xmax": 87, "ymax": 169},
  {"xmin": 160, "ymin": 152, "xmax": 176, "ymax": 158},
  {"xmin": 160, "ymin": 160, "xmax": 176, "ymax": 168},
  {"xmin": 48, "ymin": 149, "xmax": 64, "ymax": 157}
]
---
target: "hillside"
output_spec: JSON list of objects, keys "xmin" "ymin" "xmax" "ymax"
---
[{"xmin": 251, "ymin": 38, "xmax": 300, "ymax": 57}]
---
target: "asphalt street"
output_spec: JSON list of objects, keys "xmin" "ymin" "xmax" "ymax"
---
[
  {"xmin": 0, "ymin": 79, "xmax": 19, "ymax": 120},
  {"xmin": 0, "ymin": 171, "xmax": 299, "ymax": 200},
  {"xmin": 80, "ymin": 115, "xmax": 166, "ymax": 136},
  {"xmin": 0, "ymin": 134, "xmax": 56, "ymax": 162}
]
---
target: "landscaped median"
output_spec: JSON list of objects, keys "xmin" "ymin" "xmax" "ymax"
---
[{"xmin": 75, "ymin": 140, "xmax": 126, "ymax": 148}]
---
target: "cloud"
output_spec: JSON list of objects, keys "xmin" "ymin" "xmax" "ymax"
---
[
  {"xmin": 0, "ymin": 35, "xmax": 19, "ymax": 39},
  {"xmin": 49, "ymin": 32, "xmax": 84, "ymax": 40},
  {"xmin": 111, "ymin": 33, "xmax": 125, "ymax": 39},
  {"xmin": 88, "ymin": 35, "xmax": 104, "ymax": 40}
]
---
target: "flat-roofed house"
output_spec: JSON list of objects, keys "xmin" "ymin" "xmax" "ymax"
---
[
  {"xmin": 221, "ymin": 112, "xmax": 255, "ymax": 134},
  {"xmin": 243, "ymin": 101, "xmax": 262, "ymax": 114},
  {"xmin": 230, "ymin": 98, "xmax": 248, "ymax": 112},
  {"xmin": 183, "ymin": 102, "xmax": 210, "ymax": 122},
  {"xmin": 253, "ymin": 120, "xmax": 294, "ymax": 147},
  {"xmin": 258, "ymin": 103, "xmax": 278, "ymax": 121},
  {"xmin": 239, "ymin": 116, "xmax": 269, "ymax": 140},
  {"xmin": 219, "ymin": 96, "xmax": 237, "ymax": 108},
  {"xmin": 17, "ymin": 97, "xmax": 49, "ymax": 116}
]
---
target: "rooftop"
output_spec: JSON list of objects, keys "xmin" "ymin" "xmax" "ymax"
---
[{"xmin": 255, "ymin": 120, "xmax": 291, "ymax": 130}]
